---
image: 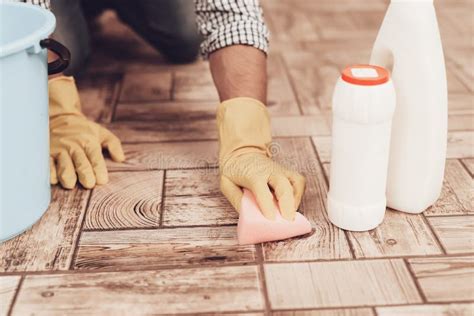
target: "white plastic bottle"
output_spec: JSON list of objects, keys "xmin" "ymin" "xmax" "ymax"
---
[
  {"xmin": 328, "ymin": 65, "xmax": 396, "ymax": 231},
  {"xmin": 370, "ymin": 0, "xmax": 448, "ymax": 214}
]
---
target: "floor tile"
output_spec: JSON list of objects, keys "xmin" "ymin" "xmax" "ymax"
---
[
  {"xmin": 0, "ymin": 188, "xmax": 89, "ymax": 272},
  {"xmin": 106, "ymin": 141, "xmax": 218, "ymax": 172},
  {"xmin": 77, "ymin": 73, "xmax": 121, "ymax": 123},
  {"xmin": 426, "ymin": 160, "xmax": 473, "ymax": 216},
  {"xmin": 107, "ymin": 116, "xmax": 329, "ymax": 143},
  {"xmin": 0, "ymin": 276, "xmax": 21, "ymax": 316},
  {"xmin": 115, "ymin": 101, "xmax": 217, "ymax": 122},
  {"xmin": 462, "ymin": 158, "xmax": 474, "ymax": 175},
  {"xmin": 447, "ymin": 131, "xmax": 474, "ymax": 159},
  {"xmin": 162, "ymin": 168, "xmax": 238, "ymax": 226},
  {"xmin": 312, "ymin": 136, "xmax": 332, "ymax": 163},
  {"xmin": 273, "ymin": 309, "xmax": 374, "ymax": 316},
  {"xmin": 74, "ymin": 226, "xmax": 255, "ymax": 270},
  {"xmin": 408, "ymin": 255, "xmax": 474, "ymax": 302},
  {"xmin": 449, "ymin": 114, "xmax": 474, "ymax": 131},
  {"xmin": 266, "ymin": 54, "xmax": 301, "ymax": 116},
  {"xmin": 119, "ymin": 71, "xmax": 172, "ymax": 102},
  {"xmin": 348, "ymin": 210, "xmax": 442, "ymax": 258},
  {"xmin": 263, "ymin": 138, "xmax": 352, "ymax": 261},
  {"xmin": 84, "ymin": 171, "xmax": 164, "ymax": 230},
  {"xmin": 13, "ymin": 266, "xmax": 264, "ymax": 315},
  {"xmin": 428, "ymin": 216, "xmax": 474, "ymax": 254},
  {"xmin": 265, "ymin": 259, "xmax": 421, "ymax": 309},
  {"xmin": 173, "ymin": 70, "xmax": 219, "ymax": 101},
  {"xmin": 376, "ymin": 303, "xmax": 474, "ymax": 316}
]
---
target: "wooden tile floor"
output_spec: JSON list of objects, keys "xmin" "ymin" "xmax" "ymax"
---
[{"xmin": 1, "ymin": 0, "xmax": 473, "ymax": 315}]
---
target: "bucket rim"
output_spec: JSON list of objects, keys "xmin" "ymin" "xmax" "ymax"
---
[{"xmin": 0, "ymin": 2, "xmax": 56, "ymax": 58}]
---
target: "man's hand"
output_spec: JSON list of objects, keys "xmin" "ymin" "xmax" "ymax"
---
[
  {"xmin": 217, "ymin": 98, "xmax": 306, "ymax": 221},
  {"xmin": 49, "ymin": 76, "xmax": 125, "ymax": 189}
]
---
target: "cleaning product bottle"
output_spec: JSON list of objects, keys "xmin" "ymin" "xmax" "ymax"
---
[
  {"xmin": 370, "ymin": 0, "xmax": 448, "ymax": 214},
  {"xmin": 328, "ymin": 65, "xmax": 396, "ymax": 231}
]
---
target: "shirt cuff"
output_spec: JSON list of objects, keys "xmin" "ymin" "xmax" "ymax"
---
[{"xmin": 200, "ymin": 20, "xmax": 269, "ymax": 58}]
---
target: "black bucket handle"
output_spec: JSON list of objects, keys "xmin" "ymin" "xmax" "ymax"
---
[{"xmin": 39, "ymin": 39, "xmax": 70, "ymax": 75}]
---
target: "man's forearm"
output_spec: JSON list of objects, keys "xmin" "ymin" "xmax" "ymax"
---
[{"xmin": 209, "ymin": 45, "xmax": 267, "ymax": 104}]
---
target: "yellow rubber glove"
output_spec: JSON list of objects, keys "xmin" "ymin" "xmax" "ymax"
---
[
  {"xmin": 217, "ymin": 97, "xmax": 306, "ymax": 220},
  {"xmin": 49, "ymin": 76, "xmax": 125, "ymax": 189}
]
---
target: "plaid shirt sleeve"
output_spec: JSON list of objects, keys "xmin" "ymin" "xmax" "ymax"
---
[
  {"xmin": 195, "ymin": 0, "xmax": 269, "ymax": 58},
  {"xmin": 20, "ymin": 0, "xmax": 50, "ymax": 9}
]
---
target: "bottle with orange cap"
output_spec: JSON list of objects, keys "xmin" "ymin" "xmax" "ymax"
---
[
  {"xmin": 370, "ymin": 0, "xmax": 447, "ymax": 214},
  {"xmin": 328, "ymin": 64, "xmax": 396, "ymax": 231}
]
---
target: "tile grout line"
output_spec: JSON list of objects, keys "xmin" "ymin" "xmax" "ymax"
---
[
  {"xmin": 459, "ymin": 158, "xmax": 474, "ymax": 177},
  {"xmin": 2, "ymin": 253, "xmax": 474, "ymax": 280},
  {"xmin": 170, "ymin": 71, "xmax": 176, "ymax": 101},
  {"xmin": 403, "ymin": 258, "xmax": 428, "ymax": 303},
  {"xmin": 159, "ymin": 170, "xmax": 167, "ymax": 227},
  {"xmin": 255, "ymin": 244, "xmax": 272, "ymax": 315},
  {"xmin": 116, "ymin": 134, "xmax": 331, "ymax": 146},
  {"xmin": 68, "ymin": 190, "xmax": 94, "ymax": 270},
  {"xmin": 421, "ymin": 213, "xmax": 447, "ymax": 255},
  {"xmin": 371, "ymin": 306, "xmax": 378, "ymax": 316},
  {"xmin": 82, "ymin": 222, "xmax": 237, "ymax": 233},
  {"xmin": 279, "ymin": 53, "xmax": 304, "ymax": 115},
  {"xmin": 108, "ymin": 73, "xmax": 125, "ymax": 123},
  {"xmin": 3, "ymin": 251, "xmax": 473, "ymax": 278},
  {"xmin": 7, "ymin": 275, "xmax": 24, "ymax": 316},
  {"xmin": 309, "ymin": 136, "xmax": 357, "ymax": 259}
]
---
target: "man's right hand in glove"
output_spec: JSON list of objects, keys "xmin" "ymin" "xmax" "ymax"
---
[
  {"xmin": 217, "ymin": 97, "xmax": 306, "ymax": 221},
  {"xmin": 49, "ymin": 76, "xmax": 125, "ymax": 189}
]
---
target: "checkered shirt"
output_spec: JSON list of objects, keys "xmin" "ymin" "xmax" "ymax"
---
[{"xmin": 20, "ymin": 0, "xmax": 269, "ymax": 57}]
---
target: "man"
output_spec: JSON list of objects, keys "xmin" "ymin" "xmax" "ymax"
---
[{"xmin": 25, "ymin": 0, "xmax": 306, "ymax": 221}]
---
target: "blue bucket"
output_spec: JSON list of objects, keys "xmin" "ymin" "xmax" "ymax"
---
[{"xmin": 0, "ymin": 3, "xmax": 70, "ymax": 241}]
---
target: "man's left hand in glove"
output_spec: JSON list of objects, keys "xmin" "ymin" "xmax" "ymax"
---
[{"xmin": 49, "ymin": 76, "xmax": 125, "ymax": 189}]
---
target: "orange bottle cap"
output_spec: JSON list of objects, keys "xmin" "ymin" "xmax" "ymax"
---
[{"xmin": 341, "ymin": 64, "xmax": 390, "ymax": 86}]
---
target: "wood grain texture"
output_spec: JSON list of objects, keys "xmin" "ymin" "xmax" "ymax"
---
[
  {"xmin": 263, "ymin": 138, "xmax": 352, "ymax": 261},
  {"xmin": 447, "ymin": 131, "xmax": 474, "ymax": 159},
  {"xmin": 13, "ymin": 266, "xmax": 263, "ymax": 315},
  {"xmin": 77, "ymin": 73, "xmax": 121, "ymax": 123},
  {"xmin": 119, "ymin": 71, "xmax": 172, "ymax": 102},
  {"xmin": 376, "ymin": 303, "xmax": 474, "ymax": 316},
  {"xmin": 263, "ymin": 5, "xmax": 319, "ymax": 43},
  {"xmin": 448, "ymin": 93, "xmax": 474, "ymax": 115},
  {"xmin": 426, "ymin": 159, "xmax": 473, "ymax": 216},
  {"xmin": 107, "ymin": 115, "xmax": 329, "ymax": 143},
  {"xmin": 265, "ymin": 260, "xmax": 421, "ymax": 309},
  {"xmin": 273, "ymin": 309, "xmax": 374, "ymax": 316},
  {"xmin": 106, "ymin": 141, "xmax": 218, "ymax": 172},
  {"xmin": 348, "ymin": 210, "xmax": 442, "ymax": 258},
  {"xmin": 312, "ymin": 136, "xmax": 332, "ymax": 163},
  {"xmin": 174, "ymin": 69, "xmax": 219, "ymax": 101},
  {"xmin": 462, "ymin": 158, "xmax": 474, "ymax": 176},
  {"xmin": 408, "ymin": 255, "xmax": 474, "ymax": 302},
  {"xmin": 115, "ymin": 101, "xmax": 217, "ymax": 122},
  {"xmin": 282, "ymin": 46, "xmax": 371, "ymax": 114},
  {"xmin": 163, "ymin": 168, "xmax": 237, "ymax": 226},
  {"xmin": 74, "ymin": 226, "xmax": 255, "ymax": 270},
  {"xmin": 0, "ymin": 276, "xmax": 20, "ymax": 316},
  {"xmin": 449, "ymin": 114, "xmax": 474, "ymax": 131},
  {"xmin": 164, "ymin": 195, "xmax": 237, "ymax": 227},
  {"xmin": 428, "ymin": 216, "xmax": 474, "ymax": 254},
  {"xmin": 313, "ymin": 11, "xmax": 381, "ymax": 41},
  {"xmin": 84, "ymin": 171, "xmax": 163, "ymax": 230},
  {"xmin": 266, "ymin": 54, "xmax": 301, "ymax": 116},
  {"xmin": 0, "ymin": 188, "xmax": 89, "ymax": 272}
]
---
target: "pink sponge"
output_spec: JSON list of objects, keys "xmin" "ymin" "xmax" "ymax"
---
[{"xmin": 237, "ymin": 189, "xmax": 312, "ymax": 245}]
